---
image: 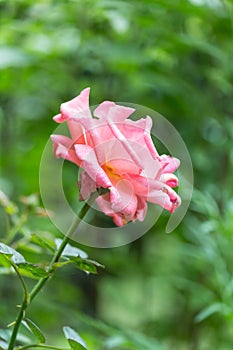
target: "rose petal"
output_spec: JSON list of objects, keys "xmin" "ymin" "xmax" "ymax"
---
[
  {"xmin": 159, "ymin": 155, "xmax": 180, "ymax": 173},
  {"xmin": 111, "ymin": 179, "xmax": 137, "ymax": 218},
  {"xmin": 160, "ymin": 173, "xmax": 178, "ymax": 188},
  {"xmin": 94, "ymin": 102, "xmax": 135, "ymax": 122},
  {"xmin": 50, "ymin": 134, "xmax": 80, "ymax": 165},
  {"xmin": 148, "ymin": 187, "xmax": 181, "ymax": 213},
  {"xmin": 78, "ymin": 171, "xmax": 96, "ymax": 200},
  {"xmin": 74, "ymin": 144, "xmax": 113, "ymax": 190},
  {"xmin": 135, "ymin": 197, "xmax": 148, "ymax": 222}
]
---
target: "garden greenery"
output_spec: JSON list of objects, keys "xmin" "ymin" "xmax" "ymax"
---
[{"xmin": 0, "ymin": 0, "xmax": 233, "ymax": 349}]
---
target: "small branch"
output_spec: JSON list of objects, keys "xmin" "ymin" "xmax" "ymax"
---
[
  {"xmin": 30, "ymin": 193, "xmax": 96, "ymax": 301},
  {"xmin": 8, "ymin": 191, "xmax": 97, "ymax": 350},
  {"xmin": 17, "ymin": 344, "xmax": 69, "ymax": 350},
  {"xmin": 7, "ymin": 259, "xmax": 29, "ymax": 350},
  {"xmin": 6, "ymin": 212, "xmax": 28, "ymax": 245},
  {"xmin": 10, "ymin": 261, "xmax": 29, "ymax": 300}
]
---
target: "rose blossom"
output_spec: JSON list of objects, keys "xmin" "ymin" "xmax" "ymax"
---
[{"xmin": 51, "ymin": 88, "xmax": 181, "ymax": 226}]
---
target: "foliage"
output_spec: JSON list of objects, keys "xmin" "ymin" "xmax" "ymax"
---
[
  {"xmin": 0, "ymin": 0, "xmax": 233, "ymax": 349},
  {"xmin": 0, "ymin": 193, "xmax": 102, "ymax": 349}
]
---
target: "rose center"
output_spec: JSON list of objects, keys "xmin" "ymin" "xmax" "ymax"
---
[{"xmin": 102, "ymin": 163, "xmax": 122, "ymax": 183}]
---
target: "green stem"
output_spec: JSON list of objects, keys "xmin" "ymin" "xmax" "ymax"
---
[
  {"xmin": 8, "ymin": 194, "xmax": 95, "ymax": 350},
  {"xmin": 10, "ymin": 261, "xmax": 28, "ymax": 299},
  {"xmin": 8, "ymin": 300, "xmax": 28, "ymax": 350},
  {"xmin": 30, "ymin": 196, "xmax": 93, "ymax": 301},
  {"xmin": 7, "ymin": 213, "xmax": 28, "ymax": 245},
  {"xmin": 7, "ymin": 262, "xmax": 29, "ymax": 350},
  {"xmin": 17, "ymin": 344, "xmax": 69, "ymax": 350}
]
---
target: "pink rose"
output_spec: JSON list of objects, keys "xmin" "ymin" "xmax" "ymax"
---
[{"xmin": 51, "ymin": 88, "xmax": 181, "ymax": 226}]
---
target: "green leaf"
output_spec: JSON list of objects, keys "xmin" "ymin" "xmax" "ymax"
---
[
  {"xmin": 194, "ymin": 303, "xmax": 223, "ymax": 323},
  {"xmin": 20, "ymin": 194, "xmax": 39, "ymax": 207},
  {"xmin": 104, "ymin": 335, "xmax": 128, "ymax": 349},
  {"xmin": 0, "ymin": 190, "xmax": 18, "ymax": 214},
  {"xmin": 17, "ymin": 262, "xmax": 49, "ymax": 279},
  {"xmin": 55, "ymin": 239, "xmax": 88, "ymax": 259},
  {"xmin": 63, "ymin": 326, "xmax": 87, "ymax": 350},
  {"xmin": 18, "ymin": 243, "xmax": 42, "ymax": 254},
  {"xmin": 0, "ymin": 329, "xmax": 30, "ymax": 346},
  {"xmin": 22, "ymin": 318, "xmax": 46, "ymax": 344},
  {"xmin": 0, "ymin": 244, "xmax": 49, "ymax": 278},
  {"xmin": 0, "ymin": 338, "xmax": 8, "ymax": 350},
  {"xmin": 0, "ymin": 46, "xmax": 32, "ymax": 69},
  {"xmin": 0, "ymin": 242, "xmax": 25, "ymax": 264},
  {"xmin": 70, "ymin": 257, "xmax": 104, "ymax": 274},
  {"xmin": 0, "ymin": 267, "xmax": 11, "ymax": 275},
  {"xmin": 53, "ymin": 260, "xmax": 71, "ymax": 269},
  {"xmin": 0, "ymin": 329, "xmax": 10, "ymax": 342},
  {"xmin": 53, "ymin": 256, "xmax": 104, "ymax": 274},
  {"xmin": 31, "ymin": 233, "xmax": 56, "ymax": 252},
  {"xmin": 0, "ymin": 255, "xmax": 11, "ymax": 268}
]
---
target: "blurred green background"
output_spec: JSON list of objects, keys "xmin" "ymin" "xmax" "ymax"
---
[{"xmin": 0, "ymin": 0, "xmax": 233, "ymax": 349}]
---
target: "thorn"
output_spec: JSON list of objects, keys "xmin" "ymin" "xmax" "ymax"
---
[{"xmin": 7, "ymin": 321, "xmax": 16, "ymax": 327}]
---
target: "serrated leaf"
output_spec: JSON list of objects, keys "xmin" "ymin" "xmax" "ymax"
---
[
  {"xmin": 0, "ymin": 242, "xmax": 25, "ymax": 264},
  {"xmin": 22, "ymin": 318, "xmax": 46, "ymax": 344},
  {"xmin": 63, "ymin": 327, "xmax": 87, "ymax": 350},
  {"xmin": 17, "ymin": 262, "xmax": 49, "ymax": 279},
  {"xmin": 55, "ymin": 239, "xmax": 88, "ymax": 259}
]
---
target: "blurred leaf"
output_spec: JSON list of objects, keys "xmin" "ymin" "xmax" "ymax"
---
[
  {"xmin": 0, "ymin": 242, "xmax": 25, "ymax": 264},
  {"xmin": 123, "ymin": 329, "xmax": 168, "ymax": 350},
  {"xmin": 52, "ymin": 260, "xmax": 70, "ymax": 269},
  {"xmin": 0, "ymin": 191, "xmax": 18, "ymax": 215},
  {"xmin": 0, "ymin": 267, "xmax": 11, "ymax": 274},
  {"xmin": 0, "ymin": 328, "xmax": 30, "ymax": 345},
  {"xmin": 0, "ymin": 255, "xmax": 11, "ymax": 269},
  {"xmin": 17, "ymin": 262, "xmax": 49, "ymax": 279},
  {"xmin": 20, "ymin": 194, "xmax": 39, "ymax": 208},
  {"xmin": 18, "ymin": 242, "xmax": 42, "ymax": 255},
  {"xmin": 55, "ymin": 239, "xmax": 88, "ymax": 259},
  {"xmin": 0, "ymin": 47, "xmax": 32, "ymax": 69},
  {"xmin": 63, "ymin": 326, "xmax": 87, "ymax": 350},
  {"xmin": 104, "ymin": 335, "xmax": 128, "ymax": 349},
  {"xmin": 194, "ymin": 302, "xmax": 224, "ymax": 323},
  {"xmin": 0, "ymin": 329, "xmax": 10, "ymax": 342},
  {"xmin": 0, "ymin": 338, "xmax": 8, "ymax": 350},
  {"xmin": 22, "ymin": 318, "xmax": 46, "ymax": 344},
  {"xmin": 53, "ymin": 256, "xmax": 104, "ymax": 274},
  {"xmin": 70, "ymin": 257, "xmax": 104, "ymax": 274},
  {"xmin": 54, "ymin": 239, "xmax": 103, "ymax": 273},
  {"xmin": 191, "ymin": 190, "xmax": 220, "ymax": 217},
  {"xmin": 31, "ymin": 233, "xmax": 56, "ymax": 252}
]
